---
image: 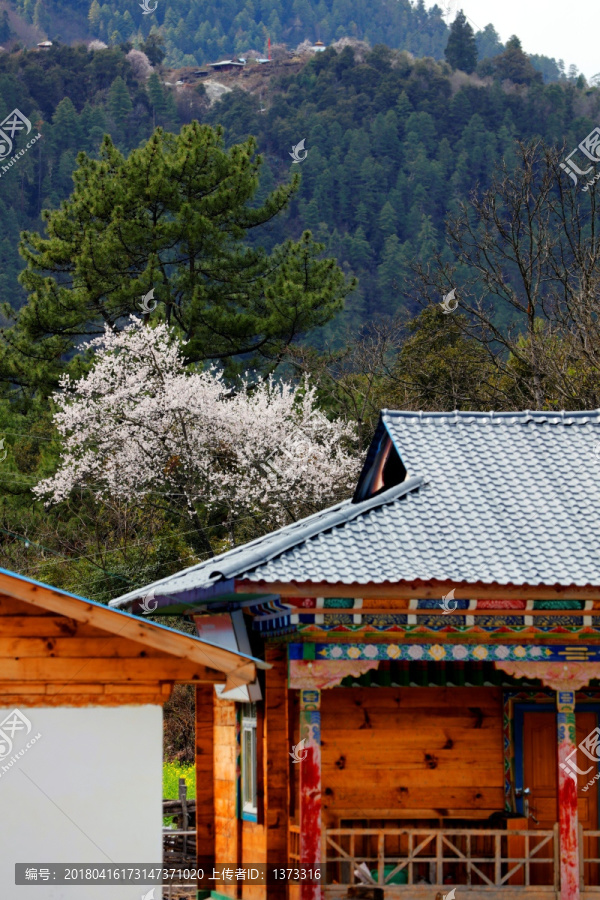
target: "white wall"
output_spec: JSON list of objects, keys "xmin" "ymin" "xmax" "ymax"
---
[{"xmin": 0, "ymin": 705, "xmax": 164, "ymax": 900}]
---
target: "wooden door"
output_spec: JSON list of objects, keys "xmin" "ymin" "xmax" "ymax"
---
[{"xmin": 523, "ymin": 710, "xmax": 599, "ymax": 887}]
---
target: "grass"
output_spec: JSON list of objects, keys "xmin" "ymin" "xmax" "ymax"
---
[
  {"xmin": 163, "ymin": 761, "xmax": 196, "ymax": 827},
  {"xmin": 163, "ymin": 760, "xmax": 196, "ymax": 799}
]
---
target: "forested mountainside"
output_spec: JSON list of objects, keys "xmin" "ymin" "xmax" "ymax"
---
[
  {"xmin": 0, "ymin": 19, "xmax": 595, "ymax": 607},
  {"xmin": 204, "ymin": 42, "xmax": 600, "ymax": 333},
  {"xmin": 0, "ymin": 38, "xmax": 597, "ymax": 329},
  {"xmin": 5, "ymin": 0, "xmax": 572, "ymax": 78}
]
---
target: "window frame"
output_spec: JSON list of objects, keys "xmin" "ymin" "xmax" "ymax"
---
[{"xmin": 240, "ymin": 702, "xmax": 258, "ymax": 822}]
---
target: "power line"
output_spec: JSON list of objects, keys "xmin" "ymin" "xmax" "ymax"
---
[{"xmin": 19, "ymin": 512, "xmax": 266, "ymax": 572}]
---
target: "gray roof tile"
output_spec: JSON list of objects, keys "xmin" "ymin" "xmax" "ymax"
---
[{"xmin": 110, "ymin": 410, "xmax": 600, "ymax": 607}]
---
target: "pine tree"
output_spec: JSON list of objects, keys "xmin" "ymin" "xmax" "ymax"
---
[
  {"xmin": 13, "ymin": 123, "xmax": 355, "ymax": 392},
  {"xmin": 33, "ymin": 0, "xmax": 50, "ymax": 31},
  {"xmin": 147, "ymin": 72, "xmax": 167, "ymax": 127},
  {"xmin": 377, "ymin": 234, "xmax": 405, "ymax": 303},
  {"xmin": 390, "ymin": 307, "xmax": 494, "ymax": 410},
  {"xmin": 141, "ymin": 31, "xmax": 166, "ymax": 66},
  {"xmin": 378, "ymin": 202, "xmax": 397, "ymax": 240},
  {"xmin": 51, "ymin": 97, "xmax": 82, "ymax": 154},
  {"xmin": 475, "ymin": 24, "xmax": 504, "ymax": 60},
  {"xmin": 0, "ymin": 10, "xmax": 11, "ymax": 42},
  {"xmin": 107, "ymin": 76, "xmax": 133, "ymax": 127},
  {"xmin": 492, "ymin": 36, "xmax": 543, "ymax": 85},
  {"xmin": 88, "ymin": 0, "xmax": 101, "ymax": 33},
  {"xmin": 444, "ymin": 10, "xmax": 477, "ymax": 74}
]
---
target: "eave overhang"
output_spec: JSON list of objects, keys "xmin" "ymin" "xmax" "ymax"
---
[{"xmin": 234, "ymin": 578, "xmax": 600, "ymax": 604}]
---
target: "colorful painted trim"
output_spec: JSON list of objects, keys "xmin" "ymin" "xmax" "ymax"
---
[
  {"xmin": 287, "ymin": 598, "xmax": 591, "ymax": 611},
  {"xmin": 295, "ymin": 616, "xmax": 600, "ymax": 635},
  {"xmin": 244, "ymin": 595, "xmax": 600, "ymax": 636},
  {"xmin": 289, "ymin": 643, "xmax": 600, "ymax": 662}
]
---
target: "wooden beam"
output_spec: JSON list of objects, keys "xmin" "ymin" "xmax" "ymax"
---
[
  {"xmin": 0, "ymin": 680, "xmax": 172, "ymax": 706},
  {"xmin": 0, "ymin": 574, "xmax": 261, "ymax": 680},
  {"xmin": 0, "ymin": 692, "xmax": 170, "ymax": 706},
  {"xmin": 0, "ymin": 658, "xmax": 231, "ymax": 681},
  {"xmin": 0, "ymin": 637, "xmax": 205, "ymax": 656},
  {"xmin": 0, "ymin": 616, "xmax": 81, "ymax": 636},
  {"xmin": 287, "ymin": 607, "xmax": 600, "ymax": 617},
  {"xmin": 235, "ymin": 579, "xmax": 600, "ymax": 602},
  {"xmin": 224, "ymin": 661, "xmax": 257, "ymax": 693}
]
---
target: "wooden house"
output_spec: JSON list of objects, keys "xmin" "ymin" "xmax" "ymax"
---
[
  {"xmin": 0, "ymin": 568, "xmax": 265, "ymax": 900},
  {"xmin": 112, "ymin": 410, "xmax": 600, "ymax": 900},
  {"xmin": 207, "ymin": 58, "xmax": 246, "ymax": 73}
]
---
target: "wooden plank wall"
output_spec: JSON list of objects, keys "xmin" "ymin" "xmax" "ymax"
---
[
  {"xmin": 319, "ymin": 686, "xmax": 504, "ymax": 823},
  {"xmin": 0, "ymin": 595, "xmax": 222, "ymax": 705},
  {"xmin": 208, "ymin": 646, "xmax": 290, "ymax": 899}
]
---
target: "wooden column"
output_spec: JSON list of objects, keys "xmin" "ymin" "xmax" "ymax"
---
[
  {"xmin": 265, "ymin": 644, "xmax": 290, "ymax": 899},
  {"xmin": 214, "ymin": 695, "xmax": 238, "ymax": 898},
  {"xmin": 195, "ymin": 684, "xmax": 217, "ymax": 900},
  {"xmin": 557, "ymin": 690, "xmax": 580, "ymax": 900},
  {"xmin": 299, "ymin": 688, "xmax": 321, "ymax": 900},
  {"xmin": 195, "ymin": 684, "xmax": 215, "ymax": 865}
]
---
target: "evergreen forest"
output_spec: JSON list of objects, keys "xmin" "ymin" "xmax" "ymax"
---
[{"xmin": 0, "ymin": 8, "xmax": 596, "ymax": 609}]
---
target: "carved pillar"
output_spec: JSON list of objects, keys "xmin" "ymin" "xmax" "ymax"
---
[
  {"xmin": 496, "ymin": 661, "xmax": 600, "ymax": 900},
  {"xmin": 299, "ymin": 688, "xmax": 321, "ymax": 900},
  {"xmin": 556, "ymin": 690, "xmax": 580, "ymax": 900}
]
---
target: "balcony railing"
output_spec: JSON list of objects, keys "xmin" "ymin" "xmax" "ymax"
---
[{"xmin": 319, "ymin": 826, "xmax": 559, "ymax": 890}]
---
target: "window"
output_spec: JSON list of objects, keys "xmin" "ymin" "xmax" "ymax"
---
[
  {"xmin": 240, "ymin": 702, "xmax": 257, "ymax": 821},
  {"xmin": 353, "ymin": 433, "xmax": 407, "ymax": 502}
]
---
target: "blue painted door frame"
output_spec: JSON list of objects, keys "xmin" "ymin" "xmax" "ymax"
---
[{"xmin": 513, "ymin": 700, "xmax": 600, "ymax": 825}]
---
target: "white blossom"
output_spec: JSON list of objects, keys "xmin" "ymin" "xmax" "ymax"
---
[
  {"xmin": 126, "ymin": 48, "xmax": 153, "ymax": 80},
  {"xmin": 34, "ymin": 320, "xmax": 360, "ymax": 525}
]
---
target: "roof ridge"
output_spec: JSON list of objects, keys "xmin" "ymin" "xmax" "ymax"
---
[{"xmin": 382, "ymin": 409, "xmax": 600, "ymax": 423}]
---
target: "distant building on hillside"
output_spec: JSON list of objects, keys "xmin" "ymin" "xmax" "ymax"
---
[
  {"xmin": 37, "ymin": 40, "xmax": 53, "ymax": 49},
  {"xmin": 206, "ymin": 58, "xmax": 245, "ymax": 73},
  {"xmin": 312, "ymin": 40, "xmax": 326, "ymax": 51}
]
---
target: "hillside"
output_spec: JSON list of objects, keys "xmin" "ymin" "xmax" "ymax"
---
[
  {"xmin": 209, "ymin": 43, "xmax": 597, "ymax": 334},
  {"xmin": 0, "ymin": 38, "xmax": 596, "ymax": 333},
  {"xmin": 2, "ymin": 0, "xmax": 572, "ymax": 80},
  {"xmin": 0, "ymin": 26, "xmax": 595, "ymax": 602}
]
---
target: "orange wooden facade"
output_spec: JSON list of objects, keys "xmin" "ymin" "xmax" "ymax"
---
[
  {"xmin": 194, "ymin": 624, "xmax": 600, "ymax": 900},
  {"xmin": 0, "ymin": 580, "xmax": 259, "ymax": 708}
]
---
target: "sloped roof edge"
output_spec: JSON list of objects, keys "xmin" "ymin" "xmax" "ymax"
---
[
  {"xmin": 110, "ymin": 475, "xmax": 426, "ymax": 609},
  {"xmin": 0, "ymin": 567, "xmax": 268, "ymax": 673}
]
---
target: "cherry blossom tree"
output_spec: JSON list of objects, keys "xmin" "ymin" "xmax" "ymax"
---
[{"xmin": 34, "ymin": 321, "xmax": 360, "ymax": 553}]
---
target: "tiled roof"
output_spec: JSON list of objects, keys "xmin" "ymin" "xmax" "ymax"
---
[{"xmin": 110, "ymin": 410, "xmax": 600, "ymax": 608}]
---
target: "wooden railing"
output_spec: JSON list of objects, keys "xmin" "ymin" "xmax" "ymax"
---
[
  {"xmin": 323, "ymin": 826, "xmax": 559, "ymax": 889},
  {"xmin": 290, "ymin": 823, "xmax": 301, "ymax": 864},
  {"xmin": 580, "ymin": 828, "xmax": 600, "ymax": 890}
]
